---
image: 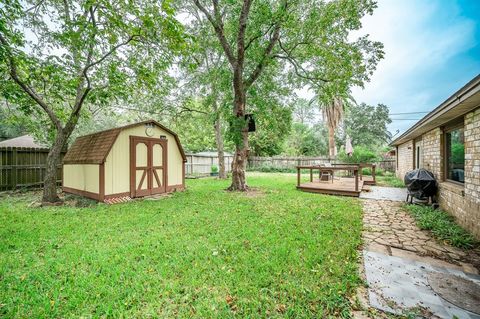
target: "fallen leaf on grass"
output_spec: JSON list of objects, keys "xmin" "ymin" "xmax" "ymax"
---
[
  {"xmin": 276, "ymin": 304, "xmax": 287, "ymax": 313},
  {"xmin": 226, "ymin": 295, "xmax": 237, "ymax": 312}
]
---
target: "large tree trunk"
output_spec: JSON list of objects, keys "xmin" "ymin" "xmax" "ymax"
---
[
  {"xmin": 328, "ymin": 125, "xmax": 335, "ymax": 158},
  {"xmin": 228, "ymin": 90, "xmax": 248, "ymax": 191},
  {"xmin": 214, "ymin": 117, "xmax": 227, "ymax": 179},
  {"xmin": 42, "ymin": 131, "xmax": 68, "ymax": 203},
  {"xmin": 42, "ymin": 119, "xmax": 78, "ymax": 203},
  {"xmin": 229, "ymin": 128, "xmax": 248, "ymax": 191}
]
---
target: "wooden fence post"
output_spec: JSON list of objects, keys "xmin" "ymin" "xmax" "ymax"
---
[{"xmin": 12, "ymin": 147, "xmax": 17, "ymax": 190}]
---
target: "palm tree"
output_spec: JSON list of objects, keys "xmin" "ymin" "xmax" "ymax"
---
[
  {"xmin": 321, "ymin": 96, "xmax": 345, "ymax": 157},
  {"xmin": 313, "ymin": 89, "xmax": 354, "ymax": 157}
]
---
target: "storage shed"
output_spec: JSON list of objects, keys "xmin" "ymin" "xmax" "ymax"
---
[{"xmin": 62, "ymin": 120, "xmax": 186, "ymax": 202}]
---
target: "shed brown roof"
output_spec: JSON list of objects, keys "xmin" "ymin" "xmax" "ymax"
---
[{"xmin": 63, "ymin": 120, "xmax": 187, "ymax": 164}]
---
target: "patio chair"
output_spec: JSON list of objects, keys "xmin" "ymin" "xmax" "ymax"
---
[{"xmin": 320, "ymin": 163, "xmax": 334, "ymax": 183}]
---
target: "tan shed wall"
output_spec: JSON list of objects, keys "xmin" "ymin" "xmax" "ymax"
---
[
  {"xmin": 63, "ymin": 164, "xmax": 100, "ymax": 193},
  {"xmin": 104, "ymin": 125, "xmax": 184, "ymax": 195}
]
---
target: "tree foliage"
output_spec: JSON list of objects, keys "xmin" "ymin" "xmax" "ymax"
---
[
  {"xmin": 337, "ymin": 145, "xmax": 378, "ymax": 163},
  {"xmin": 0, "ymin": 0, "xmax": 186, "ymax": 202},
  {"xmin": 0, "ymin": 103, "xmax": 28, "ymax": 140},
  {"xmin": 248, "ymin": 103, "xmax": 292, "ymax": 156},
  {"xmin": 190, "ymin": 0, "xmax": 384, "ymax": 189},
  {"xmin": 283, "ymin": 123, "xmax": 328, "ymax": 156},
  {"xmin": 342, "ymin": 102, "xmax": 392, "ymax": 148}
]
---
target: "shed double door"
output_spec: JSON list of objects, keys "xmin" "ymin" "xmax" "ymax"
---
[{"xmin": 130, "ymin": 137, "xmax": 167, "ymax": 197}]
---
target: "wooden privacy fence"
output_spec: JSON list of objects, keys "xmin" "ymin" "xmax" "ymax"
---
[
  {"xmin": 375, "ymin": 159, "xmax": 396, "ymax": 172},
  {"xmin": 0, "ymin": 147, "xmax": 64, "ymax": 191},
  {"xmin": 185, "ymin": 153, "xmax": 234, "ymax": 175},
  {"xmin": 248, "ymin": 156, "xmax": 396, "ymax": 172},
  {"xmin": 248, "ymin": 156, "xmax": 334, "ymax": 169}
]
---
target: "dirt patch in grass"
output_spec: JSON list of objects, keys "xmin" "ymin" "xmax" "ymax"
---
[{"xmin": 241, "ymin": 187, "xmax": 266, "ymax": 198}]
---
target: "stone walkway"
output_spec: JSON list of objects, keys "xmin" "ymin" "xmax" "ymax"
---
[{"xmin": 362, "ymin": 199, "xmax": 478, "ymax": 268}]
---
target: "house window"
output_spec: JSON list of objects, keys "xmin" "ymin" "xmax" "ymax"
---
[
  {"xmin": 414, "ymin": 137, "xmax": 423, "ymax": 169},
  {"xmin": 445, "ymin": 126, "xmax": 465, "ymax": 183}
]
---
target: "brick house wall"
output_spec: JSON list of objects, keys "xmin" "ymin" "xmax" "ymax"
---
[
  {"xmin": 464, "ymin": 108, "xmax": 480, "ymax": 203},
  {"xmin": 396, "ymin": 140, "xmax": 414, "ymax": 180},
  {"xmin": 422, "ymin": 128, "xmax": 443, "ymax": 180},
  {"xmin": 396, "ymin": 107, "xmax": 480, "ymax": 239},
  {"xmin": 456, "ymin": 108, "xmax": 480, "ymax": 238},
  {"xmin": 438, "ymin": 108, "xmax": 480, "ymax": 239}
]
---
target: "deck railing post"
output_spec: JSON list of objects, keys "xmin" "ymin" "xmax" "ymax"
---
[
  {"xmin": 309, "ymin": 168, "xmax": 313, "ymax": 182},
  {"xmin": 297, "ymin": 167, "xmax": 300, "ymax": 187},
  {"xmin": 372, "ymin": 164, "xmax": 376, "ymax": 183},
  {"xmin": 354, "ymin": 168, "xmax": 358, "ymax": 192}
]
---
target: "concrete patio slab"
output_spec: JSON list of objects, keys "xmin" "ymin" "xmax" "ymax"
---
[
  {"xmin": 360, "ymin": 186, "xmax": 407, "ymax": 201},
  {"xmin": 358, "ymin": 197, "xmax": 480, "ymax": 318},
  {"xmin": 364, "ymin": 250, "xmax": 480, "ymax": 319}
]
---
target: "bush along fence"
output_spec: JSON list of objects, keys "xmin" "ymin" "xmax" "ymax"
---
[
  {"xmin": 0, "ymin": 147, "xmax": 64, "ymax": 191},
  {"xmin": 247, "ymin": 156, "xmax": 396, "ymax": 173}
]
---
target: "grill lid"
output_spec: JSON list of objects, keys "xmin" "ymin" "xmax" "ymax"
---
[{"xmin": 404, "ymin": 168, "xmax": 438, "ymax": 199}]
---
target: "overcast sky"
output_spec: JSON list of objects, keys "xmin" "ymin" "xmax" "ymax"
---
[{"xmin": 349, "ymin": 0, "xmax": 480, "ymax": 137}]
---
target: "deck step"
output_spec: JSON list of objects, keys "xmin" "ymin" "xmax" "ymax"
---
[{"xmin": 362, "ymin": 185, "xmax": 371, "ymax": 192}]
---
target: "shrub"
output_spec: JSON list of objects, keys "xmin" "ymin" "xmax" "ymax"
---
[
  {"xmin": 375, "ymin": 168, "xmax": 385, "ymax": 176},
  {"xmin": 246, "ymin": 165, "xmax": 296, "ymax": 173},
  {"xmin": 361, "ymin": 167, "xmax": 371, "ymax": 175},
  {"xmin": 405, "ymin": 205, "xmax": 478, "ymax": 249},
  {"xmin": 361, "ymin": 167, "xmax": 384, "ymax": 176},
  {"xmin": 211, "ymin": 165, "xmax": 218, "ymax": 173},
  {"xmin": 337, "ymin": 146, "xmax": 379, "ymax": 164}
]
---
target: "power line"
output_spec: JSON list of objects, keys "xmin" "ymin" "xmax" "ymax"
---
[
  {"xmin": 389, "ymin": 119, "xmax": 422, "ymax": 121},
  {"xmin": 390, "ymin": 111, "xmax": 429, "ymax": 115}
]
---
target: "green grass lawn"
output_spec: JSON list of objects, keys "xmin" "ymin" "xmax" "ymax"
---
[
  {"xmin": 405, "ymin": 204, "xmax": 478, "ymax": 249},
  {"xmin": 0, "ymin": 173, "xmax": 363, "ymax": 318},
  {"xmin": 376, "ymin": 175, "xmax": 405, "ymax": 188}
]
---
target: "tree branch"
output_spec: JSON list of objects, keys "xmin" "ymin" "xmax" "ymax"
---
[
  {"xmin": 178, "ymin": 105, "xmax": 210, "ymax": 115},
  {"xmin": 0, "ymin": 32, "xmax": 63, "ymax": 130},
  {"xmin": 243, "ymin": 0, "xmax": 290, "ymax": 88},
  {"xmin": 83, "ymin": 35, "xmax": 136, "ymax": 72},
  {"xmin": 69, "ymin": 5, "xmax": 97, "ymax": 122},
  {"xmin": 244, "ymin": 23, "xmax": 275, "ymax": 51},
  {"xmin": 192, "ymin": 0, "xmax": 236, "ymax": 66},
  {"xmin": 243, "ymin": 24, "xmax": 281, "ymax": 89},
  {"xmin": 274, "ymin": 40, "xmax": 329, "ymax": 83},
  {"xmin": 26, "ymin": 0, "xmax": 45, "ymax": 13},
  {"xmin": 236, "ymin": 0, "xmax": 252, "ymax": 68}
]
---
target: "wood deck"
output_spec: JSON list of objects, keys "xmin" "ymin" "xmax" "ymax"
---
[
  {"xmin": 362, "ymin": 175, "xmax": 376, "ymax": 185},
  {"xmin": 297, "ymin": 177, "xmax": 365, "ymax": 197}
]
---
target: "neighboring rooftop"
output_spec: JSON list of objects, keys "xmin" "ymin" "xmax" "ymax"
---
[
  {"xmin": 0, "ymin": 135, "xmax": 47, "ymax": 149},
  {"xmin": 391, "ymin": 74, "xmax": 480, "ymax": 146}
]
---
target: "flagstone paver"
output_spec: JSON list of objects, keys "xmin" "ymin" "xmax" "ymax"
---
[{"xmin": 361, "ymin": 199, "xmax": 478, "ymax": 267}]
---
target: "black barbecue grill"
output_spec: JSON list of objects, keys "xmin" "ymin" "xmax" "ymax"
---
[{"xmin": 404, "ymin": 168, "xmax": 438, "ymax": 204}]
